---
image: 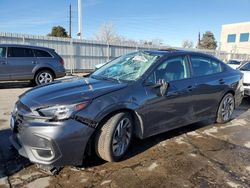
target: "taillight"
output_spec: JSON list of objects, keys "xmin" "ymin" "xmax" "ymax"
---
[{"xmin": 60, "ymin": 58, "xmax": 64, "ymax": 66}]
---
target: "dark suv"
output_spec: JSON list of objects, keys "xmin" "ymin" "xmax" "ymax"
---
[
  {"xmin": 0, "ymin": 44, "xmax": 65, "ymax": 85},
  {"xmin": 10, "ymin": 50, "xmax": 244, "ymax": 173}
]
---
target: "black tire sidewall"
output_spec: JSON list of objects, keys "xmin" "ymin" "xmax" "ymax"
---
[
  {"xmin": 217, "ymin": 93, "xmax": 235, "ymax": 124},
  {"xmin": 109, "ymin": 113, "xmax": 133, "ymax": 161}
]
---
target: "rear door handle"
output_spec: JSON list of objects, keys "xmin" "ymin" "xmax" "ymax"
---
[
  {"xmin": 219, "ymin": 79, "xmax": 225, "ymax": 84},
  {"xmin": 32, "ymin": 61, "xmax": 37, "ymax": 64},
  {"xmin": 187, "ymin": 85, "xmax": 194, "ymax": 92}
]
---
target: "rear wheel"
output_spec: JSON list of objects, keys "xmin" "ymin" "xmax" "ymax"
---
[
  {"xmin": 216, "ymin": 93, "xmax": 235, "ymax": 123},
  {"xmin": 95, "ymin": 112, "xmax": 133, "ymax": 162},
  {"xmin": 35, "ymin": 70, "xmax": 54, "ymax": 85}
]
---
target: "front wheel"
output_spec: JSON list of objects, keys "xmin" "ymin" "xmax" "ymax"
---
[
  {"xmin": 95, "ymin": 112, "xmax": 133, "ymax": 162},
  {"xmin": 216, "ymin": 93, "xmax": 235, "ymax": 124},
  {"xmin": 35, "ymin": 70, "xmax": 54, "ymax": 85}
]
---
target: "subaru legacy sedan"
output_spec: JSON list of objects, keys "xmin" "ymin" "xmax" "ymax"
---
[
  {"xmin": 0, "ymin": 44, "xmax": 65, "ymax": 85},
  {"xmin": 10, "ymin": 50, "xmax": 244, "ymax": 173}
]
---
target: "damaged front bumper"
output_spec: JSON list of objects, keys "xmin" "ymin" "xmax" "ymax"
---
[{"xmin": 9, "ymin": 113, "xmax": 95, "ymax": 168}]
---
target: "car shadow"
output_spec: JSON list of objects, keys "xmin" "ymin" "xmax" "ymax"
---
[
  {"xmin": 0, "ymin": 128, "xmax": 31, "ymax": 178},
  {"xmin": 0, "ymin": 81, "xmax": 33, "ymax": 89}
]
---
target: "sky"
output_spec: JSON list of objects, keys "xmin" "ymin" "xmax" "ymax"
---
[{"xmin": 0, "ymin": 0, "xmax": 249, "ymax": 47}]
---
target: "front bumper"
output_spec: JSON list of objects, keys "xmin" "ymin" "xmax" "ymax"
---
[{"xmin": 9, "ymin": 116, "xmax": 95, "ymax": 167}]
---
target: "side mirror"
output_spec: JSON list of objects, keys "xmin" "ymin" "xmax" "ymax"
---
[
  {"xmin": 145, "ymin": 79, "xmax": 169, "ymax": 96},
  {"xmin": 157, "ymin": 79, "xmax": 169, "ymax": 96}
]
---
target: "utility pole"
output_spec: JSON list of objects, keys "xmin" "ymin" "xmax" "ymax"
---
[
  {"xmin": 77, "ymin": 0, "xmax": 82, "ymax": 39},
  {"xmin": 69, "ymin": 4, "xmax": 72, "ymax": 38}
]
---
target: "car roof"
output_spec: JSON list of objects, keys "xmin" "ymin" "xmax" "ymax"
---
[
  {"xmin": 144, "ymin": 49, "xmax": 216, "ymax": 59},
  {"xmin": 0, "ymin": 44, "xmax": 54, "ymax": 51}
]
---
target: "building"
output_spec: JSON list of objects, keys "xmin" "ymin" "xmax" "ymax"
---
[{"xmin": 220, "ymin": 22, "xmax": 250, "ymax": 55}]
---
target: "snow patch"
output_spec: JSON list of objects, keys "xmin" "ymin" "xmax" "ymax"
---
[
  {"xmin": 101, "ymin": 180, "xmax": 111, "ymax": 185},
  {"xmin": 244, "ymin": 141, "xmax": 250, "ymax": 149},
  {"xmin": 147, "ymin": 162, "xmax": 158, "ymax": 171},
  {"xmin": 227, "ymin": 181, "xmax": 241, "ymax": 188},
  {"xmin": 203, "ymin": 127, "xmax": 218, "ymax": 135}
]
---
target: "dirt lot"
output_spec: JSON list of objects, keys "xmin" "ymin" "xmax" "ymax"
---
[{"xmin": 1, "ymin": 81, "xmax": 250, "ymax": 188}]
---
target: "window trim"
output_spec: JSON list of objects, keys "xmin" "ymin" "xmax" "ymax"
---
[
  {"xmin": 189, "ymin": 55, "xmax": 225, "ymax": 78},
  {"xmin": 227, "ymin": 34, "xmax": 236, "ymax": 43},
  {"xmin": 239, "ymin": 33, "xmax": 249, "ymax": 42}
]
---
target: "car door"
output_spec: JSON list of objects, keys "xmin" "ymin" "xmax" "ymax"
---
[
  {"xmin": 7, "ymin": 47, "xmax": 36, "ymax": 80},
  {"xmin": 0, "ymin": 47, "xmax": 9, "ymax": 80},
  {"xmin": 139, "ymin": 55, "xmax": 196, "ymax": 137},
  {"xmin": 189, "ymin": 55, "xmax": 227, "ymax": 120}
]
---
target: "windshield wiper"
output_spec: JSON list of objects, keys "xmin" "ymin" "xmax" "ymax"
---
[{"xmin": 91, "ymin": 75, "xmax": 121, "ymax": 83}]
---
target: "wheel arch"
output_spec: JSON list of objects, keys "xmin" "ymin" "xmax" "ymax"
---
[
  {"xmin": 34, "ymin": 67, "xmax": 56, "ymax": 80},
  {"xmin": 96, "ymin": 108, "xmax": 144, "ymax": 139}
]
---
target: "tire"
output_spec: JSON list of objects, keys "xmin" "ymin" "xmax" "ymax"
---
[
  {"xmin": 216, "ymin": 93, "xmax": 235, "ymax": 124},
  {"xmin": 35, "ymin": 70, "xmax": 54, "ymax": 85},
  {"xmin": 95, "ymin": 112, "xmax": 133, "ymax": 162}
]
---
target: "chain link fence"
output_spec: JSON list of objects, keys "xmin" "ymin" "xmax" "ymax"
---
[{"xmin": 1, "ymin": 32, "xmax": 250, "ymax": 72}]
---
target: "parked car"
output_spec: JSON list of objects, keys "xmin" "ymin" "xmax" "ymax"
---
[
  {"xmin": 237, "ymin": 61, "xmax": 250, "ymax": 96},
  {"xmin": 9, "ymin": 50, "xmax": 244, "ymax": 174},
  {"xmin": 227, "ymin": 59, "xmax": 242, "ymax": 69},
  {"xmin": 0, "ymin": 44, "xmax": 66, "ymax": 85}
]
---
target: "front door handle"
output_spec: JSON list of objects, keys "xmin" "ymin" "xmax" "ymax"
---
[
  {"xmin": 187, "ymin": 85, "xmax": 194, "ymax": 92},
  {"xmin": 219, "ymin": 79, "xmax": 225, "ymax": 84},
  {"xmin": 0, "ymin": 61, "xmax": 7, "ymax": 65},
  {"xmin": 32, "ymin": 61, "xmax": 37, "ymax": 64}
]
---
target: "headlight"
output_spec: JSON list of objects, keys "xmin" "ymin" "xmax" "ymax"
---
[{"xmin": 38, "ymin": 101, "xmax": 89, "ymax": 120}]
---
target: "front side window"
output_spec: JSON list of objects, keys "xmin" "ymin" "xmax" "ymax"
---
[
  {"xmin": 0, "ymin": 47, "xmax": 6, "ymax": 58},
  {"xmin": 8, "ymin": 47, "xmax": 34, "ymax": 57},
  {"xmin": 146, "ymin": 56, "xmax": 191, "ymax": 84},
  {"xmin": 34, "ymin": 49, "xmax": 52, "ymax": 57},
  {"xmin": 240, "ymin": 33, "xmax": 249, "ymax": 42},
  {"xmin": 191, "ymin": 56, "xmax": 222, "ymax": 77},
  {"xmin": 91, "ymin": 51, "xmax": 162, "ymax": 82},
  {"xmin": 227, "ymin": 34, "xmax": 236, "ymax": 43}
]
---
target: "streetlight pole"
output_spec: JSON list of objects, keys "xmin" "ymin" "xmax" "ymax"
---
[{"xmin": 77, "ymin": 0, "xmax": 82, "ymax": 39}]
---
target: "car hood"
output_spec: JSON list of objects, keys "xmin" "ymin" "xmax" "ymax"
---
[{"xmin": 19, "ymin": 77, "xmax": 127, "ymax": 109}]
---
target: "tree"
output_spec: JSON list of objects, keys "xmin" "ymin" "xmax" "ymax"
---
[
  {"xmin": 94, "ymin": 22, "xmax": 120, "ymax": 44},
  {"xmin": 182, "ymin": 40, "xmax": 194, "ymax": 48},
  {"xmin": 48, "ymin": 26, "xmax": 69, "ymax": 38},
  {"xmin": 197, "ymin": 31, "xmax": 217, "ymax": 50}
]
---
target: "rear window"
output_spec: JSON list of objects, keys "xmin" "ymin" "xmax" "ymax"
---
[
  {"xmin": 228, "ymin": 60, "xmax": 240, "ymax": 65},
  {"xmin": 34, "ymin": 49, "xmax": 52, "ymax": 57},
  {"xmin": 191, "ymin": 56, "xmax": 222, "ymax": 77},
  {"xmin": 0, "ymin": 47, "xmax": 6, "ymax": 58},
  {"xmin": 8, "ymin": 47, "xmax": 34, "ymax": 57}
]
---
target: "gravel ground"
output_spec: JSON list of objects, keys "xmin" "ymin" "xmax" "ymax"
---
[{"xmin": 0, "ymin": 80, "xmax": 250, "ymax": 188}]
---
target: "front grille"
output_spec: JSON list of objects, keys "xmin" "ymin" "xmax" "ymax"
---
[
  {"xmin": 16, "ymin": 114, "xmax": 24, "ymax": 133},
  {"xmin": 243, "ymin": 83, "xmax": 250, "ymax": 86}
]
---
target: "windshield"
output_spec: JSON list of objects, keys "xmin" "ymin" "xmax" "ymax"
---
[
  {"xmin": 91, "ymin": 51, "xmax": 161, "ymax": 82},
  {"xmin": 239, "ymin": 62, "xmax": 250, "ymax": 71}
]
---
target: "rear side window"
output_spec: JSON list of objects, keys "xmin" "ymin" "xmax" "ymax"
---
[
  {"xmin": 8, "ymin": 47, "xmax": 34, "ymax": 57},
  {"xmin": 191, "ymin": 56, "xmax": 222, "ymax": 77},
  {"xmin": 34, "ymin": 49, "xmax": 52, "ymax": 57},
  {"xmin": 239, "ymin": 62, "xmax": 250, "ymax": 71},
  {"xmin": 0, "ymin": 47, "xmax": 6, "ymax": 58}
]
